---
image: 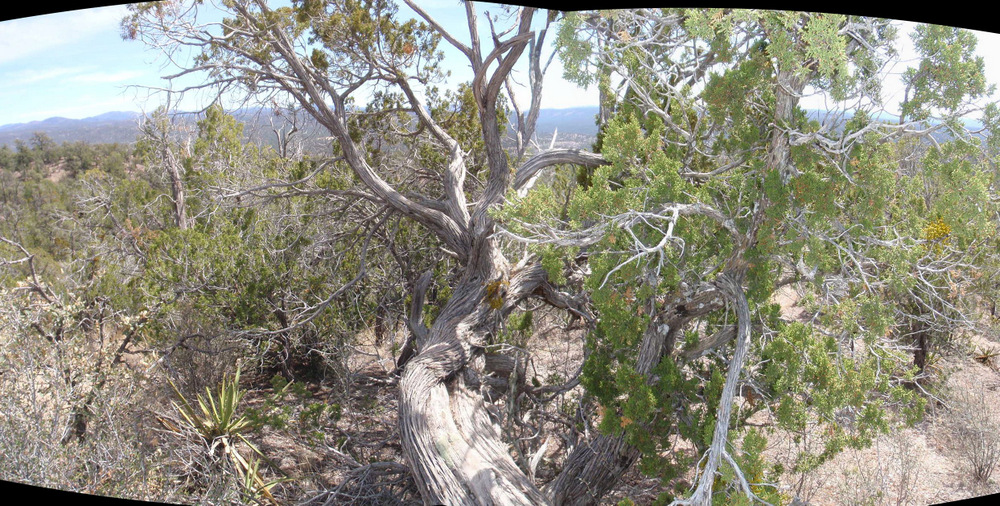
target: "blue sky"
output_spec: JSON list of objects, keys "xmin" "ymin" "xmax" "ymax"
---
[
  {"xmin": 0, "ymin": 2, "xmax": 600, "ymax": 126},
  {"xmin": 2, "ymin": 3, "xmax": 1000, "ymax": 127},
  {"xmin": 0, "ymin": 5, "xmax": 162, "ymax": 125}
]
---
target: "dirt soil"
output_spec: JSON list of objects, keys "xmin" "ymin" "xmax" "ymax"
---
[
  {"xmin": 763, "ymin": 285, "xmax": 1000, "ymax": 505},
  {"xmin": 233, "ymin": 285, "xmax": 1000, "ymax": 505}
]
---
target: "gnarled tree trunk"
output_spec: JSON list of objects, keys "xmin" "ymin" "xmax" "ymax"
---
[{"xmin": 396, "ymin": 230, "xmax": 559, "ymax": 504}]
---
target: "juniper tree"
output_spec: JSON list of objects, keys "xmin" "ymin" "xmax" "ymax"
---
[
  {"xmin": 509, "ymin": 9, "xmax": 997, "ymax": 504},
  {"xmin": 122, "ymin": 3, "xmax": 997, "ymax": 505}
]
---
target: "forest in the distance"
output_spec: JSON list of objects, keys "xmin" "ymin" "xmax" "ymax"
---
[
  {"xmin": 5, "ymin": 3, "xmax": 1000, "ymax": 506},
  {"xmin": 0, "ymin": 106, "xmax": 602, "ymax": 152}
]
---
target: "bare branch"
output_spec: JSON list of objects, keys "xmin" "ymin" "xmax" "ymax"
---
[
  {"xmin": 513, "ymin": 149, "xmax": 608, "ymax": 196},
  {"xmin": 673, "ymin": 271, "xmax": 755, "ymax": 506}
]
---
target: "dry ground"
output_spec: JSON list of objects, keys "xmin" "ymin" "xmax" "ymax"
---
[
  {"xmin": 8, "ymin": 279, "xmax": 1000, "ymax": 505},
  {"xmin": 760, "ymin": 286, "xmax": 1000, "ymax": 505},
  {"xmin": 250, "ymin": 286, "xmax": 1000, "ymax": 505},
  {"xmin": 753, "ymin": 347, "xmax": 1000, "ymax": 506}
]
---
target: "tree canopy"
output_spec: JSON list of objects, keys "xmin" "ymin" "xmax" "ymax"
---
[{"xmin": 1, "ymin": 3, "xmax": 997, "ymax": 506}]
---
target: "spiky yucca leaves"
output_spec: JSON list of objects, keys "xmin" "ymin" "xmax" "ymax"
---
[
  {"xmin": 235, "ymin": 452, "xmax": 290, "ymax": 505},
  {"xmin": 165, "ymin": 367, "xmax": 287, "ymax": 505},
  {"xmin": 169, "ymin": 367, "xmax": 251, "ymax": 442}
]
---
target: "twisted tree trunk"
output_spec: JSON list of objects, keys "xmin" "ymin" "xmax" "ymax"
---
[{"xmin": 397, "ymin": 238, "xmax": 552, "ymax": 505}]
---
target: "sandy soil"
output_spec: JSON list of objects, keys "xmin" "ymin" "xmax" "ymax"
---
[
  {"xmin": 762, "ymin": 285, "xmax": 1000, "ymax": 505},
  {"xmin": 236, "ymin": 285, "xmax": 1000, "ymax": 505}
]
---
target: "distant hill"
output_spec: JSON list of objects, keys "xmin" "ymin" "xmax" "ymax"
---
[
  {"xmin": 0, "ymin": 109, "xmax": 325, "ymax": 150},
  {"xmin": 0, "ymin": 106, "xmax": 602, "ymax": 152},
  {"xmin": 804, "ymin": 109, "xmax": 986, "ymax": 142},
  {"xmin": 0, "ymin": 112, "xmax": 145, "ymax": 146},
  {"xmin": 533, "ymin": 106, "xmax": 599, "ymax": 136},
  {"xmin": 4, "ymin": 106, "xmax": 988, "ymax": 154}
]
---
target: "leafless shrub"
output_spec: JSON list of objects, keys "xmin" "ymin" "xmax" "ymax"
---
[
  {"xmin": 943, "ymin": 386, "xmax": 1000, "ymax": 483},
  {"xmin": 889, "ymin": 430, "xmax": 922, "ymax": 506},
  {"xmin": 779, "ymin": 421, "xmax": 835, "ymax": 503},
  {"xmin": 835, "ymin": 456, "xmax": 890, "ymax": 506},
  {"xmin": 303, "ymin": 461, "xmax": 420, "ymax": 506},
  {"xmin": 152, "ymin": 410, "xmax": 249, "ymax": 505},
  {"xmin": 0, "ymin": 295, "xmax": 168, "ymax": 500},
  {"xmin": 830, "ymin": 429, "xmax": 924, "ymax": 506}
]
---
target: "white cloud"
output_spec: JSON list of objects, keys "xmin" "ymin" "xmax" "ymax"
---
[
  {"xmin": 70, "ymin": 70, "xmax": 147, "ymax": 84},
  {"xmin": 0, "ymin": 66, "xmax": 147, "ymax": 87},
  {"xmin": 1, "ymin": 66, "xmax": 90, "ymax": 86},
  {"xmin": 0, "ymin": 5, "xmax": 128, "ymax": 65}
]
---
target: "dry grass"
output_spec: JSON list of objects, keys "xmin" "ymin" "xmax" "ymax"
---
[
  {"xmin": 8, "ymin": 279, "xmax": 1000, "ymax": 506},
  {"xmin": 0, "ymin": 316, "xmax": 170, "ymax": 501},
  {"xmin": 941, "ymin": 385, "xmax": 1000, "ymax": 484},
  {"xmin": 753, "ymin": 289, "xmax": 1000, "ymax": 506},
  {"xmin": 828, "ymin": 430, "xmax": 924, "ymax": 506}
]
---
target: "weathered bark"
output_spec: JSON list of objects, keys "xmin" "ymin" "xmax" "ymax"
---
[
  {"xmin": 547, "ymin": 432, "xmax": 639, "ymax": 506},
  {"xmin": 549, "ymin": 52, "xmax": 808, "ymax": 506},
  {"xmin": 396, "ymin": 270, "xmax": 434, "ymax": 371},
  {"xmin": 147, "ymin": 3, "xmax": 602, "ymax": 503},
  {"xmin": 390, "ymin": 6, "xmax": 571, "ymax": 503},
  {"xmin": 911, "ymin": 321, "xmax": 930, "ymax": 372},
  {"xmin": 397, "ymin": 238, "xmax": 551, "ymax": 505},
  {"xmin": 769, "ymin": 70, "xmax": 808, "ymax": 185},
  {"xmin": 245, "ymin": 4, "xmax": 573, "ymax": 498},
  {"xmin": 513, "ymin": 149, "xmax": 609, "ymax": 196},
  {"xmin": 165, "ymin": 151, "xmax": 188, "ymax": 231},
  {"xmin": 683, "ymin": 272, "xmax": 752, "ymax": 506},
  {"xmin": 482, "ymin": 353, "xmax": 527, "ymax": 396},
  {"xmin": 140, "ymin": 113, "xmax": 188, "ymax": 230}
]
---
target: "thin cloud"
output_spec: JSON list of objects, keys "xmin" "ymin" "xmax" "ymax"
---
[
  {"xmin": 0, "ymin": 5, "xmax": 127, "ymax": 65},
  {"xmin": 1, "ymin": 66, "xmax": 90, "ymax": 86},
  {"xmin": 70, "ymin": 70, "xmax": 147, "ymax": 84}
]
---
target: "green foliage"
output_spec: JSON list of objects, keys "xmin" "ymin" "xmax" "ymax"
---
[
  {"xmin": 921, "ymin": 141, "xmax": 992, "ymax": 246},
  {"xmin": 137, "ymin": 222, "xmax": 277, "ymax": 334},
  {"xmin": 732, "ymin": 428, "xmax": 784, "ymax": 504},
  {"xmin": 7, "ymin": 4, "xmax": 999, "ymax": 506},
  {"xmin": 194, "ymin": 103, "xmax": 248, "ymax": 161},
  {"xmin": 166, "ymin": 367, "xmax": 287, "ymax": 506},
  {"xmin": 762, "ymin": 320, "xmax": 925, "ymax": 477},
  {"xmin": 169, "ymin": 367, "xmax": 251, "ymax": 442},
  {"xmin": 544, "ymin": 10, "xmax": 994, "ymax": 503},
  {"xmin": 555, "ymin": 11, "xmax": 608, "ymax": 88},
  {"xmin": 902, "ymin": 24, "xmax": 991, "ymax": 122},
  {"xmin": 245, "ymin": 374, "xmax": 341, "ymax": 441}
]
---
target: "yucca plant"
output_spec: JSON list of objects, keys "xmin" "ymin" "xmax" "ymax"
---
[
  {"xmin": 169, "ymin": 367, "xmax": 251, "ymax": 442},
  {"xmin": 973, "ymin": 345, "xmax": 999, "ymax": 368},
  {"xmin": 165, "ymin": 367, "xmax": 288, "ymax": 505},
  {"xmin": 235, "ymin": 453, "xmax": 289, "ymax": 505}
]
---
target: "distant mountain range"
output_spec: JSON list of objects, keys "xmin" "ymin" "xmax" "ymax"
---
[
  {"xmin": 0, "ymin": 106, "xmax": 603, "ymax": 151},
  {"xmin": 2, "ymin": 106, "xmax": 985, "ymax": 152},
  {"xmin": 0, "ymin": 111, "xmax": 150, "ymax": 147}
]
